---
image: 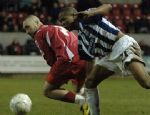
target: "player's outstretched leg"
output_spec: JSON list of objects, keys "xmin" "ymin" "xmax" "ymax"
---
[{"xmin": 128, "ymin": 61, "xmax": 150, "ymax": 89}]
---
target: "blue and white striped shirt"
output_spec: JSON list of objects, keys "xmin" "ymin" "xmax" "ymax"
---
[{"xmin": 78, "ymin": 15, "xmax": 120, "ymax": 60}]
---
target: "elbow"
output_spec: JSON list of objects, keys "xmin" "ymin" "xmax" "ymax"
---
[
  {"xmin": 105, "ymin": 4, "xmax": 112, "ymax": 12},
  {"xmin": 107, "ymin": 4, "xmax": 112, "ymax": 10},
  {"xmin": 97, "ymin": 4, "xmax": 112, "ymax": 15},
  {"xmin": 108, "ymin": 4, "xmax": 112, "ymax": 11}
]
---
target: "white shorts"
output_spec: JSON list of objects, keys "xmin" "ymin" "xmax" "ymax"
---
[{"xmin": 95, "ymin": 35, "xmax": 145, "ymax": 74}]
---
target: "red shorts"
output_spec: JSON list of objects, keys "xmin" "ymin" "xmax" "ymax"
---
[{"xmin": 47, "ymin": 59, "xmax": 87, "ymax": 86}]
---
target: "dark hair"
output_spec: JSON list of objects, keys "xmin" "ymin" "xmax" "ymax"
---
[{"xmin": 59, "ymin": 7, "xmax": 78, "ymax": 20}]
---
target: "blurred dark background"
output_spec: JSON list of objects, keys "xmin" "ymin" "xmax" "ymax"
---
[{"xmin": 0, "ymin": 0, "xmax": 150, "ymax": 56}]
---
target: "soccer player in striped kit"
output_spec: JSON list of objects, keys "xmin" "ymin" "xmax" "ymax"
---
[
  {"xmin": 59, "ymin": 4, "xmax": 150, "ymax": 115},
  {"xmin": 23, "ymin": 15, "xmax": 90, "ymax": 115}
]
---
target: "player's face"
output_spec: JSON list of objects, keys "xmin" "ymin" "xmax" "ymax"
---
[
  {"xmin": 59, "ymin": 15, "xmax": 74, "ymax": 29},
  {"xmin": 23, "ymin": 24, "xmax": 36, "ymax": 37}
]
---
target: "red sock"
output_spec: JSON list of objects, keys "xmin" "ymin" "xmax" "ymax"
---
[{"xmin": 61, "ymin": 92, "xmax": 75, "ymax": 103}]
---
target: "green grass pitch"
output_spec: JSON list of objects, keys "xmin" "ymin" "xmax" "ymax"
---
[{"xmin": 0, "ymin": 74, "xmax": 150, "ymax": 115}]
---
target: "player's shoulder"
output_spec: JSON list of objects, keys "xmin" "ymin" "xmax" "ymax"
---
[
  {"xmin": 36, "ymin": 25, "xmax": 46, "ymax": 34},
  {"xmin": 50, "ymin": 25, "xmax": 70, "ymax": 35},
  {"xmin": 34, "ymin": 26, "xmax": 46, "ymax": 41},
  {"xmin": 35, "ymin": 25, "xmax": 52, "ymax": 36},
  {"xmin": 50, "ymin": 25, "xmax": 67, "ymax": 31}
]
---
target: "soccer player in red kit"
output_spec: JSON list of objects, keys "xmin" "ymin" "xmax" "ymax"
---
[{"xmin": 23, "ymin": 15, "xmax": 90, "ymax": 115}]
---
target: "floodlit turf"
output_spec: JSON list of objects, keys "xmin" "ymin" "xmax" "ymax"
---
[{"xmin": 0, "ymin": 74, "xmax": 150, "ymax": 115}]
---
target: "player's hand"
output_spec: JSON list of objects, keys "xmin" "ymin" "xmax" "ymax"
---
[{"xmin": 74, "ymin": 11, "xmax": 91, "ymax": 19}]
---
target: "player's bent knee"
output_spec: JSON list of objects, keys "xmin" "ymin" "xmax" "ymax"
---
[
  {"xmin": 139, "ymin": 76, "xmax": 150, "ymax": 89},
  {"xmin": 43, "ymin": 89, "xmax": 49, "ymax": 97},
  {"xmin": 141, "ymin": 80, "xmax": 150, "ymax": 89},
  {"xmin": 43, "ymin": 82, "xmax": 58, "ymax": 97},
  {"xmin": 43, "ymin": 86, "xmax": 54, "ymax": 98}
]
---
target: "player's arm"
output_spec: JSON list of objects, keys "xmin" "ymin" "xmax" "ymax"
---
[
  {"xmin": 45, "ymin": 48, "xmax": 57, "ymax": 66},
  {"xmin": 75, "ymin": 4, "xmax": 112, "ymax": 19},
  {"xmin": 90, "ymin": 4, "xmax": 112, "ymax": 16}
]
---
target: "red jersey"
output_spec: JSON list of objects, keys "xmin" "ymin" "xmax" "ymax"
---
[
  {"xmin": 34, "ymin": 25, "xmax": 86, "ymax": 84},
  {"xmin": 34, "ymin": 25, "xmax": 79, "ymax": 66}
]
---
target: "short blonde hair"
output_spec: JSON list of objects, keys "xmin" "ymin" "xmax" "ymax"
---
[{"xmin": 23, "ymin": 15, "xmax": 42, "ymax": 29}]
